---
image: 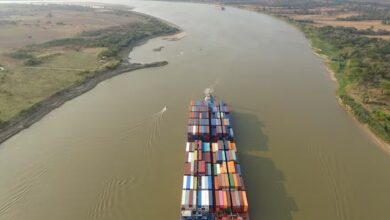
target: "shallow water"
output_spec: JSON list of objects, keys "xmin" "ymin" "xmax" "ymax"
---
[{"xmin": 0, "ymin": 1, "xmax": 389, "ymax": 220}]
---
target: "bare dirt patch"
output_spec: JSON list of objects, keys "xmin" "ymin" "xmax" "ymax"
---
[
  {"xmin": 0, "ymin": 4, "xmax": 143, "ymax": 51},
  {"xmin": 237, "ymin": 4, "xmax": 390, "ymax": 40}
]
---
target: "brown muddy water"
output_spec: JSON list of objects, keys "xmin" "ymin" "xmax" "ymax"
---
[{"xmin": 0, "ymin": 1, "xmax": 389, "ymax": 220}]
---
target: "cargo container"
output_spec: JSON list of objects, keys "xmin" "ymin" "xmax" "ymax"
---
[
  {"xmin": 183, "ymin": 175, "xmax": 197, "ymax": 190},
  {"xmin": 181, "ymin": 94, "xmax": 249, "ymax": 220},
  {"xmin": 202, "ymin": 142, "xmax": 211, "ymax": 152}
]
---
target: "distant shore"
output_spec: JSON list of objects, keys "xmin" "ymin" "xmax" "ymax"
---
[{"xmin": 0, "ymin": 25, "xmax": 180, "ymax": 145}]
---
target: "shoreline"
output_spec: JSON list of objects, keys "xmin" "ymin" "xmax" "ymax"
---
[
  {"xmin": 231, "ymin": 4, "xmax": 390, "ymax": 154},
  {"xmin": 311, "ymin": 49, "xmax": 337, "ymax": 83},
  {"xmin": 0, "ymin": 28, "xmax": 179, "ymax": 145},
  {"xmin": 311, "ymin": 45, "xmax": 390, "ymax": 155}
]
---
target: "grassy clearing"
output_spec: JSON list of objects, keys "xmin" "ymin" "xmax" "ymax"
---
[
  {"xmin": 0, "ymin": 47, "xmax": 106, "ymax": 121},
  {"xmin": 0, "ymin": 4, "xmax": 177, "ymax": 125}
]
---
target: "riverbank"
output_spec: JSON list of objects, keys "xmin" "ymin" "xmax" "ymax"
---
[
  {"xmin": 311, "ymin": 44, "xmax": 390, "ymax": 155},
  {"xmin": 231, "ymin": 4, "xmax": 390, "ymax": 153},
  {"xmin": 0, "ymin": 59, "xmax": 169, "ymax": 144},
  {"xmin": 300, "ymin": 25, "xmax": 390, "ymax": 153},
  {"xmin": 0, "ymin": 4, "xmax": 180, "ymax": 144}
]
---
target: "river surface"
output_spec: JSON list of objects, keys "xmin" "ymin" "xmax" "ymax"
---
[{"xmin": 0, "ymin": 1, "xmax": 390, "ymax": 220}]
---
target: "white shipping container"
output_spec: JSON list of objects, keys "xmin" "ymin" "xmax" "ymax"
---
[
  {"xmin": 201, "ymin": 190, "xmax": 206, "ymax": 207},
  {"xmin": 188, "ymin": 152, "xmax": 193, "ymax": 162},
  {"xmin": 192, "ymin": 190, "xmax": 197, "ymax": 208},
  {"xmin": 181, "ymin": 190, "xmax": 186, "ymax": 206},
  {"xmin": 203, "ymin": 190, "xmax": 209, "ymax": 206},
  {"xmin": 215, "ymin": 164, "xmax": 221, "ymax": 175},
  {"xmin": 184, "ymin": 190, "xmax": 190, "ymax": 208},
  {"xmin": 183, "ymin": 176, "xmax": 187, "ymax": 189},
  {"xmin": 189, "ymin": 176, "xmax": 193, "ymax": 189},
  {"xmin": 183, "ymin": 176, "xmax": 197, "ymax": 190},
  {"xmin": 203, "ymin": 191, "xmax": 208, "ymax": 206}
]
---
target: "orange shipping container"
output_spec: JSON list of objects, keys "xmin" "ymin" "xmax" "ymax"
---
[
  {"xmin": 228, "ymin": 141, "xmax": 237, "ymax": 151},
  {"xmin": 220, "ymin": 163, "xmax": 228, "ymax": 174},
  {"xmin": 222, "ymin": 190, "xmax": 227, "ymax": 209},
  {"xmin": 242, "ymin": 191, "xmax": 248, "ymax": 213},
  {"xmin": 228, "ymin": 161, "xmax": 235, "ymax": 173},
  {"xmin": 233, "ymin": 174, "xmax": 238, "ymax": 187},
  {"xmin": 214, "ymin": 176, "xmax": 220, "ymax": 189},
  {"xmin": 212, "ymin": 143, "xmax": 218, "ymax": 152}
]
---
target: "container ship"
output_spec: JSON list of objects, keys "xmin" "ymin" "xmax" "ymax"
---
[{"xmin": 180, "ymin": 94, "xmax": 249, "ymax": 220}]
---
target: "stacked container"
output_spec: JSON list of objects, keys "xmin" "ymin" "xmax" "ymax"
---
[
  {"xmin": 181, "ymin": 99, "xmax": 249, "ymax": 220},
  {"xmin": 210, "ymin": 101, "xmax": 249, "ymax": 217}
]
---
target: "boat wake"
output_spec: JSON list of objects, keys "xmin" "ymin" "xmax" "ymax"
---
[
  {"xmin": 203, "ymin": 79, "xmax": 219, "ymax": 96},
  {"xmin": 89, "ymin": 178, "xmax": 135, "ymax": 220},
  {"xmin": 119, "ymin": 106, "xmax": 167, "ymax": 139},
  {"xmin": 0, "ymin": 163, "xmax": 48, "ymax": 217},
  {"xmin": 146, "ymin": 106, "xmax": 167, "ymax": 158},
  {"xmin": 309, "ymin": 144, "xmax": 351, "ymax": 220}
]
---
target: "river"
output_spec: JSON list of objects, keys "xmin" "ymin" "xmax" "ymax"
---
[{"xmin": 0, "ymin": 1, "xmax": 389, "ymax": 220}]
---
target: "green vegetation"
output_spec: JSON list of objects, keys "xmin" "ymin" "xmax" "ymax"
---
[
  {"xmin": 42, "ymin": 19, "xmax": 177, "ymax": 59},
  {"xmin": 9, "ymin": 50, "xmax": 33, "ymax": 59},
  {"xmin": 24, "ymin": 57, "xmax": 42, "ymax": 66},
  {"xmin": 0, "ymin": 13, "xmax": 177, "ymax": 124},
  {"xmin": 300, "ymin": 24, "xmax": 390, "ymax": 142}
]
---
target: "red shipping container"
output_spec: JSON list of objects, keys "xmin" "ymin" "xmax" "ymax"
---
[
  {"xmin": 184, "ymin": 162, "xmax": 191, "ymax": 175},
  {"xmin": 196, "ymin": 140, "xmax": 202, "ymax": 150},
  {"xmin": 198, "ymin": 161, "xmax": 206, "ymax": 174},
  {"xmin": 189, "ymin": 190, "xmax": 194, "ymax": 208},
  {"xmin": 203, "ymin": 152, "xmax": 211, "ymax": 163},
  {"xmin": 197, "ymin": 150, "xmax": 203, "ymax": 161},
  {"xmin": 194, "ymin": 162, "xmax": 198, "ymax": 174},
  {"xmin": 238, "ymin": 190, "xmax": 244, "ymax": 212}
]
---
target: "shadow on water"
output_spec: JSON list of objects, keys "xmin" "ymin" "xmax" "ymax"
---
[
  {"xmin": 231, "ymin": 112, "xmax": 269, "ymax": 152},
  {"xmin": 232, "ymin": 112, "xmax": 298, "ymax": 220}
]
